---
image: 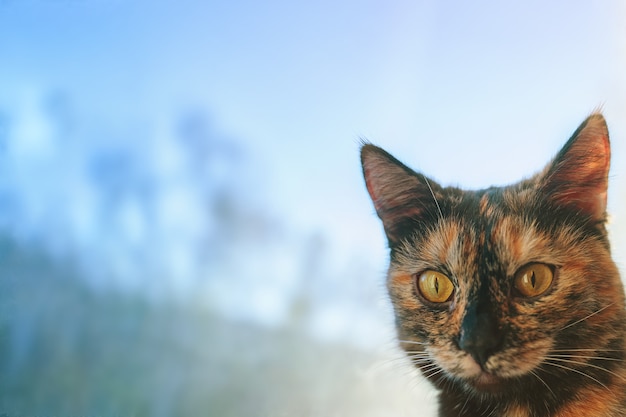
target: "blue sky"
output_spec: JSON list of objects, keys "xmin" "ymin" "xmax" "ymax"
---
[{"xmin": 0, "ymin": 0, "xmax": 625, "ymax": 333}]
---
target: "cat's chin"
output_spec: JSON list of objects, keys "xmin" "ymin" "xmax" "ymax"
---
[{"xmin": 466, "ymin": 371, "xmax": 506, "ymax": 393}]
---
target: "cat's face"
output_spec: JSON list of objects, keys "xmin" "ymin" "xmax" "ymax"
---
[
  {"xmin": 387, "ymin": 193, "xmax": 622, "ymax": 395},
  {"xmin": 361, "ymin": 114, "xmax": 626, "ymax": 398}
]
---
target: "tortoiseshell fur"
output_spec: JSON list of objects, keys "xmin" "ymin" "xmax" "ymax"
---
[{"xmin": 361, "ymin": 114, "xmax": 626, "ymax": 417}]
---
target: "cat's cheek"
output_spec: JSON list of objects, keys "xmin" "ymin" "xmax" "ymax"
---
[
  {"xmin": 458, "ymin": 354, "xmax": 482, "ymax": 378},
  {"xmin": 486, "ymin": 339, "xmax": 552, "ymax": 378},
  {"xmin": 427, "ymin": 345, "xmax": 482, "ymax": 379}
]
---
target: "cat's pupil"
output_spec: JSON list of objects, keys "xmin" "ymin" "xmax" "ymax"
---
[
  {"xmin": 530, "ymin": 271, "xmax": 536, "ymax": 288},
  {"xmin": 434, "ymin": 277, "xmax": 440, "ymax": 293}
]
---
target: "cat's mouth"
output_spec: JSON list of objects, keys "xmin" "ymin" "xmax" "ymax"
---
[{"xmin": 468, "ymin": 371, "xmax": 505, "ymax": 392}]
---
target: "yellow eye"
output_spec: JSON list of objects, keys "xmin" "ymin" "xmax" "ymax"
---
[
  {"xmin": 514, "ymin": 263, "xmax": 554, "ymax": 297},
  {"xmin": 417, "ymin": 271, "xmax": 454, "ymax": 303}
]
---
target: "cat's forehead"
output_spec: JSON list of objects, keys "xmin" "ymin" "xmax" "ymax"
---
[
  {"xmin": 478, "ymin": 181, "xmax": 537, "ymax": 216},
  {"xmin": 395, "ymin": 187, "xmax": 562, "ymax": 276}
]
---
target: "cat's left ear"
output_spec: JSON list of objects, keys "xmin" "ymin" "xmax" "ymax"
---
[
  {"xmin": 360, "ymin": 144, "xmax": 444, "ymax": 245},
  {"xmin": 541, "ymin": 113, "xmax": 610, "ymax": 221}
]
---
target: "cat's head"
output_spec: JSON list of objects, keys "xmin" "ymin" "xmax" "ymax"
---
[{"xmin": 361, "ymin": 114, "xmax": 626, "ymax": 398}]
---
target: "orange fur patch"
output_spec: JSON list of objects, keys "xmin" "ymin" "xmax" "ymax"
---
[{"xmin": 555, "ymin": 385, "xmax": 617, "ymax": 417}]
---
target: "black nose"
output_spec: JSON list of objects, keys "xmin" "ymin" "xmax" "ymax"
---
[{"xmin": 458, "ymin": 304, "xmax": 503, "ymax": 368}]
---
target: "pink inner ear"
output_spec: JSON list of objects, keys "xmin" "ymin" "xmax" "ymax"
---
[
  {"xmin": 363, "ymin": 162, "xmax": 420, "ymax": 228},
  {"xmin": 363, "ymin": 167, "xmax": 381, "ymax": 207},
  {"xmin": 552, "ymin": 188, "xmax": 607, "ymax": 221},
  {"xmin": 543, "ymin": 114, "xmax": 610, "ymax": 221}
]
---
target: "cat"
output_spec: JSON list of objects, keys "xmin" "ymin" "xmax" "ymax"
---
[{"xmin": 360, "ymin": 113, "xmax": 626, "ymax": 417}]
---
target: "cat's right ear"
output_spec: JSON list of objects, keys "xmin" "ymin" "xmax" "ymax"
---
[
  {"xmin": 540, "ymin": 113, "xmax": 610, "ymax": 223},
  {"xmin": 360, "ymin": 144, "xmax": 442, "ymax": 245}
]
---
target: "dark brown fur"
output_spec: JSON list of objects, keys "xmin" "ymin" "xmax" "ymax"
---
[{"xmin": 361, "ymin": 114, "xmax": 626, "ymax": 417}]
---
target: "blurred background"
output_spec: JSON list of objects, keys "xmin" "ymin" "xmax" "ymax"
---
[{"xmin": 0, "ymin": 0, "xmax": 624, "ymax": 416}]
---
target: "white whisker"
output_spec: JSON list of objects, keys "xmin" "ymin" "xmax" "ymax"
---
[
  {"xmin": 424, "ymin": 366, "xmax": 445, "ymax": 380},
  {"xmin": 548, "ymin": 354, "xmax": 623, "ymax": 362},
  {"xmin": 545, "ymin": 356, "xmax": 626, "ymax": 382},
  {"xmin": 529, "ymin": 370, "xmax": 555, "ymax": 397},
  {"xmin": 559, "ymin": 303, "xmax": 614, "ymax": 332},
  {"xmin": 459, "ymin": 393, "xmax": 471, "ymax": 415},
  {"xmin": 407, "ymin": 356, "xmax": 431, "ymax": 364},
  {"xmin": 419, "ymin": 362, "xmax": 440, "ymax": 372},
  {"xmin": 405, "ymin": 350, "xmax": 429, "ymax": 357},
  {"xmin": 549, "ymin": 348, "xmax": 621, "ymax": 352},
  {"xmin": 398, "ymin": 339, "xmax": 428, "ymax": 346},
  {"xmin": 409, "ymin": 356, "xmax": 432, "ymax": 362},
  {"xmin": 543, "ymin": 360, "xmax": 608, "ymax": 389},
  {"xmin": 423, "ymin": 176, "xmax": 443, "ymax": 219},
  {"xmin": 405, "ymin": 352, "xmax": 429, "ymax": 358}
]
